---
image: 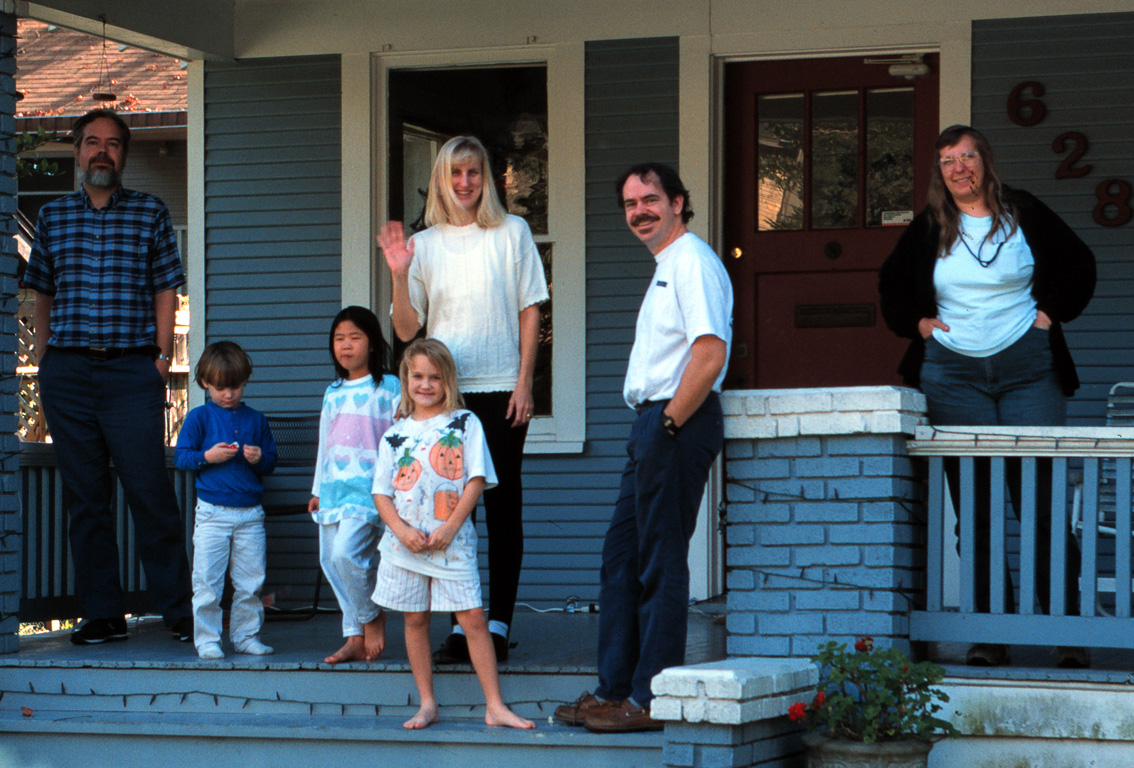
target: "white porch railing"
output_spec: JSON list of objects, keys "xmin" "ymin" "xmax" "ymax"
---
[{"xmin": 908, "ymin": 426, "xmax": 1134, "ymax": 649}]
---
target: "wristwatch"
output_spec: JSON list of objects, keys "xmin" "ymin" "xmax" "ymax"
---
[{"xmin": 661, "ymin": 414, "xmax": 681, "ymax": 437}]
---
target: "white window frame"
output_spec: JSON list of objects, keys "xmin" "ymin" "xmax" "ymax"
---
[{"xmin": 341, "ymin": 44, "xmax": 585, "ymax": 453}]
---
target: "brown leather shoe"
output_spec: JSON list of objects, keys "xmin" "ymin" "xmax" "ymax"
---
[
  {"xmin": 583, "ymin": 699, "xmax": 664, "ymax": 733},
  {"xmin": 554, "ymin": 691, "xmax": 616, "ymax": 726}
]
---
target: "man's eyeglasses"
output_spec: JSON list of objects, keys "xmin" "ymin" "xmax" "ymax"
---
[{"xmin": 938, "ymin": 151, "xmax": 980, "ymax": 169}]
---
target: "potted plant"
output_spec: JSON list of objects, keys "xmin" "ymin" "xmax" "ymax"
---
[{"xmin": 787, "ymin": 636, "xmax": 957, "ymax": 768}]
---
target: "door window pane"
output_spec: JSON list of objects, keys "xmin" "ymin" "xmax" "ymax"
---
[
  {"xmin": 756, "ymin": 94, "xmax": 804, "ymax": 231},
  {"xmin": 811, "ymin": 91, "xmax": 858, "ymax": 229},
  {"xmin": 866, "ymin": 87, "xmax": 915, "ymax": 227}
]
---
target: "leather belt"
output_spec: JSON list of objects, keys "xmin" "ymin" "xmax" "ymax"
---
[{"xmin": 75, "ymin": 347, "xmax": 152, "ymax": 361}]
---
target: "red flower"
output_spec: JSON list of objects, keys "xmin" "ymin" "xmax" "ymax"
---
[
  {"xmin": 788, "ymin": 702, "xmax": 807, "ymax": 721},
  {"xmin": 812, "ymin": 691, "xmax": 826, "ymax": 709},
  {"xmin": 854, "ymin": 636, "xmax": 874, "ymax": 652}
]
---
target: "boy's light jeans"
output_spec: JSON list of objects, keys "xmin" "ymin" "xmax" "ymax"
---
[
  {"xmin": 319, "ymin": 518, "xmax": 382, "ymax": 636},
  {"xmin": 192, "ymin": 500, "xmax": 267, "ymax": 650}
]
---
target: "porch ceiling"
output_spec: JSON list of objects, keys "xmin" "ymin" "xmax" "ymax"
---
[{"xmin": 19, "ymin": 0, "xmax": 236, "ymax": 60}]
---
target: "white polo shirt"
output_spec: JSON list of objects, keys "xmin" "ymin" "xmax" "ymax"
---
[{"xmin": 623, "ymin": 232, "xmax": 733, "ymax": 408}]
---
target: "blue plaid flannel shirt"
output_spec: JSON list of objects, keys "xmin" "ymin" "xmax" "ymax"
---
[{"xmin": 24, "ymin": 186, "xmax": 185, "ymax": 349}]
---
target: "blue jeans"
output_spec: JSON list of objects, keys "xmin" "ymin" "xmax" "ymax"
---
[
  {"xmin": 596, "ymin": 395, "xmax": 723, "ymax": 707},
  {"xmin": 920, "ymin": 328, "xmax": 1077, "ymax": 614},
  {"xmin": 920, "ymin": 327, "xmax": 1066, "ymax": 427},
  {"xmin": 38, "ymin": 348, "xmax": 192, "ymax": 623}
]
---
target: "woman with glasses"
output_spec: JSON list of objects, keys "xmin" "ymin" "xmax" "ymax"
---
[{"xmin": 879, "ymin": 124, "xmax": 1095, "ymax": 668}]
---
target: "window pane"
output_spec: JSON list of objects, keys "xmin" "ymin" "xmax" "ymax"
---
[
  {"xmin": 811, "ymin": 91, "xmax": 858, "ymax": 229},
  {"xmin": 866, "ymin": 87, "xmax": 915, "ymax": 227},
  {"xmin": 757, "ymin": 94, "xmax": 804, "ymax": 231}
]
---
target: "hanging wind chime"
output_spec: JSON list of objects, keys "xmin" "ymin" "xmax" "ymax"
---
[{"xmin": 91, "ymin": 15, "xmax": 116, "ymax": 102}]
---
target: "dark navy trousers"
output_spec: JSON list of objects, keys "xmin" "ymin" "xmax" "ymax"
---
[
  {"xmin": 596, "ymin": 394, "xmax": 723, "ymax": 707},
  {"xmin": 38, "ymin": 348, "xmax": 192, "ymax": 624}
]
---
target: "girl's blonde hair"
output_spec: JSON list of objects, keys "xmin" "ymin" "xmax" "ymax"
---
[
  {"xmin": 423, "ymin": 135, "xmax": 507, "ymax": 228},
  {"xmin": 397, "ymin": 338, "xmax": 465, "ymax": 418}
]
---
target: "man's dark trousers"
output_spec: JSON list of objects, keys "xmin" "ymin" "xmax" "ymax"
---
[
  {"xmin": 596, "ymin": 393, "xmax": 724, "ymax": 707},
  {"xmin": 39, "ymin": 348, "xmax": 192, "ymax": 623}
]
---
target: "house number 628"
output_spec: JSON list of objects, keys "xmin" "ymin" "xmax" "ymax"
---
[{"xmin": 1008, "ymin": 81, "xmax": 1132, "ymax": 227}]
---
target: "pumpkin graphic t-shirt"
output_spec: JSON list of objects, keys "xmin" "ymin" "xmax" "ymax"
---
[{"xmin": 373, "ymin": 409, "xmax": 497, "ymax": 580}]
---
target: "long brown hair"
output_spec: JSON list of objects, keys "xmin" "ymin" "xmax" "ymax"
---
[{"xmin": 926, "ymin": 125, "xmax": 1018, "ymax": 257}]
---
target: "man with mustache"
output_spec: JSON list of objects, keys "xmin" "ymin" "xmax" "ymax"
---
[
  {"xmin": 24, "ymin": 109, "xmax": 193, "ymax": 645},
  {"xmin": 556, "ymin": 163, "xmax": 733, "ymax": 733}
]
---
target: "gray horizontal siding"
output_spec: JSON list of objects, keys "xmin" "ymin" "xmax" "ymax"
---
[
  {"xmin": 516, "ymin": 38, "xmax": 680, "ymax": 606},
  {"xmin": 203, "ymin": 56, "xmax": 342, "ymax": 606},
  {"xmin": 972, "ymin": 13, "xmax": 1134, "ymax": 424},
  {"xmin": 203, "ymin": 55, "xmax": 342, "ymax": 412}
]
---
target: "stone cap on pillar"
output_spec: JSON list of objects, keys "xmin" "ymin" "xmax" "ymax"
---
[
  {"xmin": 722, "ymin": 386, "xmax": 928, "ymax": 440},
  {"xmin": 650, "ymin": 658, "xmax": 818, "ymax": 725}
]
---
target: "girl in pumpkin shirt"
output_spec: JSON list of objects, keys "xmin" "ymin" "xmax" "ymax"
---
[{"xmin": 372, "ymin": 338, "xmax": 534, "ymax": 731}]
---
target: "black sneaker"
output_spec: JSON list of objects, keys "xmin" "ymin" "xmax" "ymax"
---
[
  {"xmin": 431, "ymin": 632, "xmax": 470, "ymax": 664},
  {"xmin": 492, "ymin": 631, "xmax": 511, "ymax": 662},
  {"xmin": 170, "ymin": 616, "xmax": 194, "ymax": 642},
  {"xmin": 71, "ymin": 617, "xmax": 128, "ymax": 645}
]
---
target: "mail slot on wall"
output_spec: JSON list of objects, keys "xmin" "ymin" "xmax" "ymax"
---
[{"xmin": 794, "ymin": 303, "xmax": 875, "ymax": 329}]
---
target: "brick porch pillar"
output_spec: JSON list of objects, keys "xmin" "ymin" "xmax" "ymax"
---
[{"xmin": 721, "ymin": 386, "xmax": 927, "ymax": 657}]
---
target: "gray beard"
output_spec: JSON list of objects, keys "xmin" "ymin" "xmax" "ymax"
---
[{"xmin": 81, "ymin": 167, "xmax": 120, "ymax": 189}]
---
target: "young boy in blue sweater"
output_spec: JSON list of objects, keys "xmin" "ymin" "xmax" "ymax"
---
[{"xmin": 176, "ymin": 341, "xmax": 278, "ymax": 659}]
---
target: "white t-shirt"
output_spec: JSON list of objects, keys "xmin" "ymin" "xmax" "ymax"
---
[
  {"xmin": 932, "ymin": 213, "xmax": 1037, "ymax": 357},
  {"xmin": 407, "ymin": 215, "xmax": 550, "ymax": 393},
  {"xmin": 623, "ymin": 232, "xmax": 734, "ymax": 408},
  {"xmin": 310, "ymin": 373, "xmax": 401, "ymax": 526},
  {"xmin": 373, "ymin": 409, "xmax": 497, "ymax": 580}
]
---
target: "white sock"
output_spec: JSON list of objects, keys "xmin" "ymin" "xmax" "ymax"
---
[{"xmin": 488, "ymin": 620, "xmax": 509, "ymax": 638}]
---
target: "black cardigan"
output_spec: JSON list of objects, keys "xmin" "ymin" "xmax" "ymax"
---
[{"xmin": 877, "ymin": 187, "xmax": 1096, "ymax": 396}]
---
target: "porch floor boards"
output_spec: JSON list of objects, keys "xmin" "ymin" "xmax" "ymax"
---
[{"xmin": 9, "ymin": 599, "xmax": 726, "ymax": 672}]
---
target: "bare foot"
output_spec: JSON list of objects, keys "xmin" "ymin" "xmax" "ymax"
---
[
  {"xmin": 363, "ymin": 611, "xmax": 387, "ymax": 660},
  {"xmin": 486, "ymin": 703, "xmax": 535, "ymax": 730},
  {"xmin": 324, "ymin": 635, "xmax": 367, "ymax": 664},
  {"xmin": 404, "ymin": 702, "xmax": 440, "ymax": 730}
]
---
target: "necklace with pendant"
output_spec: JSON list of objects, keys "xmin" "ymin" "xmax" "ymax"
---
[{"xmin": 958, "ymin": 226, "xmax": 1004, "ymax": 267}]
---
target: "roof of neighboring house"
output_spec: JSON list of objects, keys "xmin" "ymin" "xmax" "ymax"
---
[{"xmin": 15, "ymin": 18, "xmax": 187, "ymax": 129}]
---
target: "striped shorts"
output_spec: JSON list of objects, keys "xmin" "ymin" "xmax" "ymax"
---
[{"xmin": 373, "ymin": 559, "xmax": 483, "ymax": 613}]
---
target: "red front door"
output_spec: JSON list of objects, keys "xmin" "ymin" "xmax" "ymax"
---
[{"xmin": 723, "ymin": 55, "xmax": 939, "ymax": 389}]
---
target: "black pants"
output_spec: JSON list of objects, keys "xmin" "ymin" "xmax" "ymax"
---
[{"xmin": 463, "ymin": 391, "xmax": 529, "ymax": 630}]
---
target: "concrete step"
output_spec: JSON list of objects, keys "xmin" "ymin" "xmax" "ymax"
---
[
  {"xmin": 0, "ymin": 709, "xmax": 665, "ymax": 768},
  {"xmin": 2, "ymin": 662, "xmax": 594, "ymax": 720}
]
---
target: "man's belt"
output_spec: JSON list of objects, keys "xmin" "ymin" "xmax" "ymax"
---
[{"xmin": 71, "ymin": 347, "xmax": 153, "ymax": 361}]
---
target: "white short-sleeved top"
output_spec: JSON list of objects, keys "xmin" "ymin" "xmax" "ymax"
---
[
  {"xmin": 310, "ymin": 373, "xmax": 401, "ymax": 525},
  {"xmin": 932, "ymin": 213, "xmax": 1038, "ymax": 357},
  {"xmin": 407, "ymin": 215, "xmax": 550, "ymax": 393},
  {"xmin": 623, "ymin": 232, "xmax": 734, "ymax": 408},
  {"xmin": 373, "ymin": 409, "xmax": 497, "ymax": 580}
]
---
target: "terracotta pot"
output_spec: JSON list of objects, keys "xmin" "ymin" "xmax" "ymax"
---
[{"xmin": 803, "ymin": 732, "xmax": 932, "ymax": 768}]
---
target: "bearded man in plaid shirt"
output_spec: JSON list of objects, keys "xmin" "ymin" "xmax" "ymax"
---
[{"xmin": 23, "ymin": 109, "xmax": 193, "ymax": 646}]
